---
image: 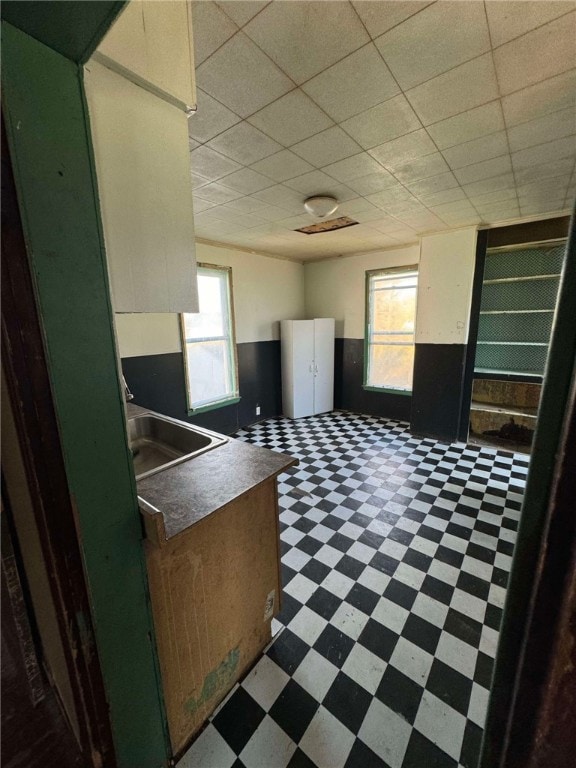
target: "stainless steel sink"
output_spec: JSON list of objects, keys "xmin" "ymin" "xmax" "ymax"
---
[{"xmin": 128, "ymin": 413, "xmax": 227, "ymax": 480}]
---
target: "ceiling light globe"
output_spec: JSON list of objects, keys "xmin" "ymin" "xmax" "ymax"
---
[{"xmin": 304, "ymin": 196, "xmax": 339, "ymax": 218}]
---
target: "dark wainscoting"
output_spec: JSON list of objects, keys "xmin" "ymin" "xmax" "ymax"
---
[
  {"xmin": 334, "ymin": 338, "xmax": 412, "ymax": 422},
  {"xmin": 411, "ymin": 343, "xmax": 468, "ymax": 443},
  {"xmin": 121, "ymin": 340, "xmax": 282, "ymax": 434}
]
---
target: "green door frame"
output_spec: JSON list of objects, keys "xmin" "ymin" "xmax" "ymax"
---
[
  {"xmin": 1, "ymin": 6, "xmax": 169, "ymax": 766},
  {"xmin": 481, "ymin": 209, "xmax": 576, "ymax": 766}
]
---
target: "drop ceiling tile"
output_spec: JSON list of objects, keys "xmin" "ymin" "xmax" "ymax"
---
[
  {"xmin": 352, "ymin": 206, "xmax": 393, "ymax": 223},
  {"xmin": 400, "ymin": 212, "xmax": 446, "ymax": 231},
  {"xmin": 248, "ymin": 89, "xmax": 334, "ymax": 147},
  {"xmin": 338, "ymin": 197, "xmax": 382, "ymax": 215},
  {"xmin": 493, "ymin": 13, "xmax": 576, "ymax": 96},
  {"xmin": 508, "ymin": 109, "xmax": 576, "ymax": 152},
  {"xmin": 517, "ymin": 165, "xmax": 572, "ymax": 191},
  {"xmin": 501, "ymin": 69, "xmax": 576, "ymax": 127},
  {"xmin": 223, "ymin": 196, "xmax": 272, "ymax": 213},
  {"xmin": 431, "ymin": 200, "xmax": 478, "ymax": 218},
  {"xmin": 196, "ymin": 32, "xmax": 293, "ymax": 118},
  {"xmin": 385, "ymin": 201, "xmax": 429, "ymax": 218},
  {"xmin": 351, "ymin": 1, "xmax": 433, "ymax": 39},
  {"xmin": 190, "ymin": 145, "xmax": 244, "ymax": 180},
  {"xmin": 284, "ymin": 170, "xmax": 339, "ymax": 194},
  {"xmin": 191, "ymin": 173, "xmax": 211, "ymax": 190},
  {"xmin": 475, "ymin": 202, "xmax": 521, "ymax": 219},
  {"xmin": 366, "ymin": 188, "xmax": 417, "ymax": 210},
  {"xmin": 341, "ymin": 94, "xmax": 421, "ymax": 149},
  {"xmin": 192, "ymin": 1, "xmax": 239, "ymax": 65},
  {"xmin": 280, "ymin": 214, "xmax": 319, "ymax": 230},
  {"xmin": 462, "ymin": 172, "xmax": 516, "ymax": 197},
  {"xmin": 291, "ymin": 126, "xmax": 361, "ymax": 168},
  {"xmin": 392, "ymin": 152, "xmax": 451, "ymax": 183},
  {"xmin": 188, "ymin": 89, "xmax": 241, "ymax": 144},
  {"xmin": 454, "ymin": 156, "xmax": 513, "ymax": 186},
  {"xmin": 346, "ymin": 170, "xmax": 399, "ymax": 196},
  {"xmin": 250, "ymin": 149, "xmax": 315, "ymax": 182},
  {"xmin": 283, "ymin": 170, "xmax": 339, "ymax": 195},
  {"xmin": 217, "ymin": 168, "xmax": 275, "ymax": 194},
  {"xmin": 438, "ymin": 210, "xmax": 482, "ymax": 226},
  {"xmin": 206, "ymin": 121, "xmax": 282, "ymax": 165},
  {"xmin": 216, "ymin": 1, "xmax": 269, "ymax": 27},
  {"xmin": 368, "ymin": 129, "xmax": 437, "ymax": 169},
  {"xmin": 243, "ymin": 0, "xmax": 369, "ymax": 84},
  {"xmin": 486, "ymin": 0, "xmax": 575, "ymax": 49},
  {"xmin": 406, "ymin": 53, "xmax": 499, "ymax": 126},
  {"xmin": 302, "ymin": 43, "xmax": 399, "ymax": 122},
  {"xmin": 194, "ymin": 181, "xmax": 244, "ymax": 204},
  {"xmin": 210, "ymin": 209, "xmax": 267, "ymax": 228},
  {"xmin": 405, "ymin": 171, "xmax": 460, "ymax": 197},
  {"xmin": 512, "ymin": 135, "xmax": 576, "ymax": 171},
  {"xmin": 521, "ymin": 199, "xmax": 568, "ymax": 216},
  {"xmin": 193, "ymin": 197, "xmax": 218, "ymax": 212},
  {"xmin": 255, "ymin": 205, "xmax": 297, "ymax": 222},
  {"xmin": 418, "ymin": 186, "xmax": 467, "ymax": 207},
  {"xmin": 426, "ymin": 101, "xmax": 505, "ymax": 150},
  {"xmin": 189, "ymin": 138, "xmax": 201, "ymax": 151},
  {"xmin": 375, "ymin": 1, "xmax": 490, "ymax": 90},
  {"xmin": 251, "ymin": 183, "xmax": 306, "ymax": 210},
  {"xmin": 368, "ymin": 215, "xmax": 408, "ymax": 232},
  {"xmin": 468, "ymin": 187, "xmax": 518, "ymax": 206},
  {"xmin": 442, "ymin": 131, "xmax": 509, "ymax": 170},
  {"xmin": 323, "ymin": 153, "xmax": 385, "ymax": 183},
  {"xmin": 517, "ymin": 175, "xmax": 572, "ymax": 200}
]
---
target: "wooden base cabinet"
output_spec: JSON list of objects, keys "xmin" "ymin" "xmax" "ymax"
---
[{"xmin": 142, "ymin": 479, "xmax": 282, "ymax": 756}]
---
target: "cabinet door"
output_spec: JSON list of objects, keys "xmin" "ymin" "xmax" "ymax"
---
[
  {"xmin": 313, "ymin": 319, "xmax": 335, "ymax": 415},
  {"xmin": 95, "ymin": 0, "xmax": 196, "ymax": 110},
  {"xmin": 282, "ymin": 321, "xmax": 315, "ymax": 419},
  {"xmin": 84, "ymin": 60, "xmax": 199, "ymax": 313}
]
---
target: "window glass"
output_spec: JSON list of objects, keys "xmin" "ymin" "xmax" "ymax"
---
[
  {"xmin": 181, "ymin": 266, "xmax": 238, "ymax": 410},
  {"xmin": 366, "ymin": 267, "xmax": 418, "ymax": 392}
]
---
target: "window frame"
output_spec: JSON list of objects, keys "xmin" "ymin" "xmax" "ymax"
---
[
  {"xmin": 363, "ymin": 265, "xmax": 418, "ymax": 396},
  {"xmin": 180, "ymin": 263, "xmax": 240, "ymax": 415}
]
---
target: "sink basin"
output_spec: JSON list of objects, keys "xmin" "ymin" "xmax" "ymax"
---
[{"xmin": 128, "ymin": 413, "xmax": 227, "ymax": 480}]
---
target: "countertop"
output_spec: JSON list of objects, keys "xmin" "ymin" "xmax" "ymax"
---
[{"xmin": 128, "ymin": 405, "xmax": 297, "ymax": 542}]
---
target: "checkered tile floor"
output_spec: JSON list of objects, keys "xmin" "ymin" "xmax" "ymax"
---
[{"xmin": 178, "ymin": 412, "xmax": 529, "ymax": 768}]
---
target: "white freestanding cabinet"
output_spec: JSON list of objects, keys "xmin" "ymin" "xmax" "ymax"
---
[{"xmin": 281, "ymin": 319, "xmax": 335, "ymax": 419}]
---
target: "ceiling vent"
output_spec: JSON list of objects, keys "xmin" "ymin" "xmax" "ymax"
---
[{"xmin": 295, "ymin": 216, "xmax": 359, "ymax": 235}]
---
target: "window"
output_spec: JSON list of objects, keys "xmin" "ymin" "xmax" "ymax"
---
[
  {"xmin": 181, "ymin": 265, "xmax": 238, "ymax": 412},
  {"xmin": 365, "ymin": 266, "xmax": 418, "ymax": 393},
  {"xmin": 475, "ymin": 244, "xmax": 564, "ymax": 377}
]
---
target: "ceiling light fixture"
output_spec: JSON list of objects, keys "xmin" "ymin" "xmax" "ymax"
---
[{"xmin": 304, "ymin": 195, "xmax": 339, "ymax": 218}]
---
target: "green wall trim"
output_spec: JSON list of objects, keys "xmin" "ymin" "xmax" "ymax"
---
[
  {"xmin": 1, "ymin": 1, "xmax": 127, "ymax": 64},
  {"xmin": 2, "ymin": 23, "xmax": 169, "ymax": 767}
]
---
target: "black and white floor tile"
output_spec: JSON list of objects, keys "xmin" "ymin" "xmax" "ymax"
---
[{"xmin": 178, "ymin": 411, "xmax": 529, "ymax": 768}]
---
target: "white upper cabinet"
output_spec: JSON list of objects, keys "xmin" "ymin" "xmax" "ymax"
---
[
  {"xmin": 95, "ymin": 0, "xmax": 196, "ymax": 112},
  {"xmin": 84, "ymin": 60, "xmax": 199, "ymax": 313}
]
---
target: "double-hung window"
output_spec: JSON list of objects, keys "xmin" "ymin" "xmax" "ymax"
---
[
  {"xmin": 181, "ymin": 264, "xmax": 239, "ymax": 412},
  {"xmin": 365, "ymin": 266, "xmax": 418, "ymax": 393}
]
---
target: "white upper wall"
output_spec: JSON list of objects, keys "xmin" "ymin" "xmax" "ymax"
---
[
  {"xmin": 115, "ymin": 241, "xmax": 305, "ymax": 357},
  {"xmin": 304, "ymin": 246, "xmax": 420, "ymax": 338},
  {"xmin": 415, "ymin": 228, "xmax": 478, "ymax": 344}
]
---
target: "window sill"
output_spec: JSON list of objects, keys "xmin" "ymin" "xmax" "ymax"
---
[
  {"xmin": 362, "ymin": 385, "xmax": 412, "ymax": 397},
  {"xmin": 187, "ymin": 396, "xmax": 240, "ymax": 415}
]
